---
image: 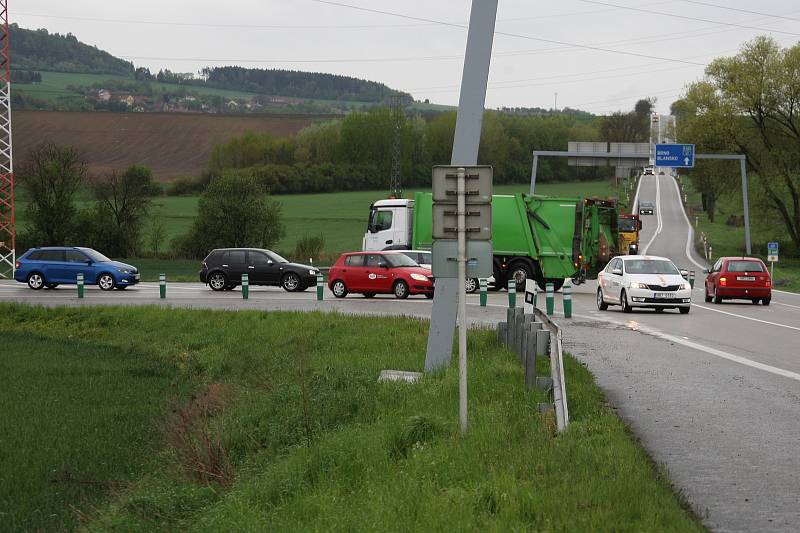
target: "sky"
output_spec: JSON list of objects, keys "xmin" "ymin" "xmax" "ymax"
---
[{"xmin": 12, "ymin": 0, "xmax": 800, "ymax": 115}]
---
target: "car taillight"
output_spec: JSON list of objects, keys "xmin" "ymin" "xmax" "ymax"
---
[
  {"xmin": 719, "ymin": 277, "xmax": 727, "ymax": 286},
  {"xmin": 765, "ymin": 279, "xmax": 771, "ymax": 287},
  {"xmin": 14, "ymin": 261, "xmax": 20, "ymax": 269}
]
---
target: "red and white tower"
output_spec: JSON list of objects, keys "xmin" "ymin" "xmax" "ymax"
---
[{"xmin": 0, "ymin": 1, "xmax": 13, "ymax": 279}]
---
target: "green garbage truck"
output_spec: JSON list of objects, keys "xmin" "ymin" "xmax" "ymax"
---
[{"xmin": 363, "ymin": 192, "xmax": 620, "ymax": 290}]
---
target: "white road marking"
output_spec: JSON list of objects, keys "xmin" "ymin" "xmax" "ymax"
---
[
  {"xmin": 668, "ymin": 175, "xmax": 708, "ymax": 271},
  {"xmin": 632, "ymin": 173, "xmax": 644, "ymax": 215},
  {"xmin": 572, "ymin": 312, "xmax": 800, "ymax": 383},
  {"xmin": 642, "ymin": 175, "xmax": 662, "ymax": 255},
  {"xmin": 693, "ymin": 303, "xmax": 800, "ymax": 332}
]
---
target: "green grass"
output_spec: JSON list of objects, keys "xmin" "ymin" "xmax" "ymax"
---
[
  {"xmin": 680, "ymin": 176, "xmax": 800, "ymax": 292},
  {"xmin": 0, "ymin": 304, "xmax": 701, "ymax": 531}
]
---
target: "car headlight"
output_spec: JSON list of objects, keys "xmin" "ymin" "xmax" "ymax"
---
[
  {"xmin": 632, "ymin": 282, "xmax": 649, "ymax": 289},
  {"xmin": 118, "ymin": 268, "xmax": 132, "ymax": 274},
  {"xmin": 308, "ymin": 269, "xmax": 318, "ymax": 275},
  {"xmin": 410, "ymin": 273, "xmax": 428, "ymax": 281},
  {"xmin": 679, "ymin": 283, "xmax": 689, "ymax": 290}
]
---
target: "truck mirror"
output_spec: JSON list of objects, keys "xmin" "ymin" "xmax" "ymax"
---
[{"xmin": 638, "ymin": 220, "xmax": 642, "ymax": 230}]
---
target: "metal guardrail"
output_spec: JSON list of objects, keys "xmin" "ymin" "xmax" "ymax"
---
[{"xmin": 534, "ymin": 308, "xmax": 569, "ymax": 432}]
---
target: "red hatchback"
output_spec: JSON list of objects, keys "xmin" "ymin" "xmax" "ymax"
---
[
  {"xmin": 328, "ymin": 251, "xmax": 434, "ymax": 299},
  {"xmin": 704, "ymin": 257, "xmax": 771, "ymax": 305}
]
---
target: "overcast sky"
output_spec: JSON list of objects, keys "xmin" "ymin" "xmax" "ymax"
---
[{"xmin": 12, "ymin": 0, "xmax": 800, "ymax": 114}]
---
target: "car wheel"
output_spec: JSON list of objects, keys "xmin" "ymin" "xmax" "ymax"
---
[
  {"xmin": 363, "ymin": 292, "xmax": 375, "ymax": 298},
  {"xmin": 620, "ymin": 290, "xmax": 632, "ymax": 313},
  {"xmin": 208, "ymin": 272, "xmax": 228, "ymax": 291},
  {"xmin": 393, "ymin": 280, "xmax": 410, "ymax": 299},
  {"xmin": 596, "ymin": 288, "xmax": 608, "ymax": 311},
  {"xmin": 224, "ymin": 284, "xmax": 235, "ymax": 291},
  {"xmin": 713, "ymin": 286, "xmax": 722, "ymax": 304},
  {"xmin": 751, "ymin": 298, "xmax": 760, "ymax": 305},
  {"xmin": 679, "ymin": 306, "xmax": 691, "ymax": 314},
  {"xmin": 116, "ymin": 285, "xmax": 128, "ymax": 290},
  {"xmin": 655, "ymin": 307, "xmax": 664, "ymax": 313},
  {"xmin": 762, "ymin": 297, "xmax": 771, "ymax": 306},
  {"xmin": 281, "ymin": 272, "xmax": 301, "ymax": 292},
  {"xmin": 424, "ymin": 292, "xmax": 434, "ymax": 299},
  {"xmin": 331, "ymin": 280, "xmax": 348, "ymax": 298},
  {"xmin": 704, "ymin": 286, "xmax": 712, "ymax": 302},
  {"xmin": 27, "ymin": 272, "xmax": 45, "ymax": 290},
  {"xmin": 509, "ymin": 261, "xmax": 533, "ymax": 292},
  {"xmin": 97, "ymin": 273, "xmax": 116, "ymax": 291},
  {"xmin": 465, "ymin": 278, "xmax": 478, "ymax": 293},
  {"xmin": 44, "ymin": 283, "xmax": 59, "ymax": 289}
]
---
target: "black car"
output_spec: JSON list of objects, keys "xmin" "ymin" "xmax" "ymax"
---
[
  {"xmin": 638, "ymin": 201, "xmax": 655, "ymax": 215},
  {"xmin": 199, "ymin": 248, "xmax": 320, "ymax": 292}
]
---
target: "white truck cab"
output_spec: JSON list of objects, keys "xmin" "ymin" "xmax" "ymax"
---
[{"xmin": 363, "ymin": 198, "xmax": 414, "ymax": 251}]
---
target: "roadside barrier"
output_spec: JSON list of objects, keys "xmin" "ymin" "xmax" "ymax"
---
[
  {"xmin": 497, "ymin": 307, "xmax": 569, "ymax": 432},
  {"xmin": 316, "ymin": 273, "xmax": 324, "ymax": 301},
  {"xmin": 159, "ymin": 273, "xmax": 166, "ymax": 299},
  {"xmin": 77, "ymin": 273, "xmax": 84, "ymax": 299},
  {"xmin": 563, "ymin": 282, "xmax": 572, "ymax": 318},
  {"xmin": 507, "ymin": 279, "xmax": 516, "ymax": 307},
  {"xmin": 546, "ymin": 282, "xmax": 555, "ymax": 316},
  {"xmin": 242, "ymin": 273, "xmax": 249, "ymax": 300},
  {"xmin": 479, "ymin": 278, "xmax": 487, "ymax": 307}
]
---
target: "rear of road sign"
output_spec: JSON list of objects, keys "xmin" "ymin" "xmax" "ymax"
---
[{"xmin": 655, "ymin": 144, "xmax": 695, "ymax": 168}]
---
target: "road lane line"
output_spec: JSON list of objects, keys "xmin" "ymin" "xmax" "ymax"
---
[
  {"xmin": 642, "ymin": 175, "xmax": 662, "ymax": 255},
  {"xmin": 632, "ymin": 173, "xmax": 644, "ymax": 215},
  {"xmin": 572, "ymin": 312, "xmax": 800, "ymax": 383},
  {"xmin": 669, "ymin": 175, "xmax": 708, "ymax": 271},
  {"xmin": 692, "ymin": 303, "xmax": 800, "ymax": 332}
]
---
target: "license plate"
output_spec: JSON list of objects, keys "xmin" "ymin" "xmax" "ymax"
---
[
  {"xmin": 737, "ymin": 276, "xmax": 755, "ymax": 281},
  {"xmin": 654, "ymin": 292, "xmax": 674, "ymax": 299}
]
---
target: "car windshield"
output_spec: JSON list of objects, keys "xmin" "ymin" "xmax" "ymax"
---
[
  {"xmin": 265, "ymin": 250, "xmax": 288, "ymax": 263},
  {"xmin": 618, "ymin": 218, "xmax": 637, "ymax": 232},
  {"xmin": 386, "ymin": 254, "xmax": 419, "ymax": 267},
  {"xmin": 625, "ymin": 259, "xmax": 679, "ymax": 275},
  {"xmin": 81, "ymin": 248, "xmax": 111, "ymax": 262},
  {"xmin": 641, "ymin": 202, "xmax": 654, "ymax": 208},
  {"xmin": 728, "ymin": 260, "xmax": 764, "ymax": 272}
]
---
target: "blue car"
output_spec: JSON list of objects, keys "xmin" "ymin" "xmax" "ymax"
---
[{"xmin": 14, "ymin": 247, "xmax": 140, "ymax": 291}]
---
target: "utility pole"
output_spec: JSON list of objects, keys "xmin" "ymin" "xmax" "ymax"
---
[
  {"xmin": 389, "ymin": 95, "xmax": 403, "ymax": 198},
  {"xmin": 0, "ymin": 0, "xmax": 14, "ymax": 280},
  {"xmin": 553, "ymin": 92, "xmax": 558, "ymax": 112}
]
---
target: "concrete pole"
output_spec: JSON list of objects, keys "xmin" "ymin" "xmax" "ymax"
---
[
  {"xmin": 530, "ymin": 154, "xmax": 539, "ymax": 195},
  {"xmin": 740, "ymin": 158, "xmax": 752, "ymax": 255},
  {"xmin": 425, "ymin": 0, "xmax": 497, "ymax": 373},
  {"xmin": 457, "ymin": 168, "xmax": 468, "ymax": 434}
]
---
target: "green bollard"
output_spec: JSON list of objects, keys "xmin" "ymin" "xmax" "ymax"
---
[
  {"xmin": 316, "ymin": 273, "xmax": 324, "ymax": 301},
  {"xmin": 546, "ymin": 282, "xmax": 555, "ymax": 316},
  {"xmin": 77, "ymin": 272, "xmax": 84, "ymax": 299},
  {"xmin": 689, "ymin": 270, "xmax": 695, "ymax": 289},
  {"xmin": 563, "ymin": 282, "xmax": 572, "ymax": 318},
  {"xmin": 242, "ymin": 273, "xmax": 249, "ymax": 300},
  {"xmin": 159, "ymin": 273, "xmax": 166, "ymax": 299},
  {"xmin": 507, "ymin": 278, "xmax": 516, "ymax": 308},
  {"xmin": 479, "ymin": 278, "xmax": 487, "ymax": 307}
]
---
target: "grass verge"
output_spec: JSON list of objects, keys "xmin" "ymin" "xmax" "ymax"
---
[{"xmin": 0, "ymin": 304, "xmax": 701, "ymax": 531}]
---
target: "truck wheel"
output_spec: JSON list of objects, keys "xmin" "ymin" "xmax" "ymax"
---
[
  {"xmin": 536, "ymin": 279, "xmax": 564, "ymax": 292},
  {"xmin": 508, "ymin": 260, "xmax": 533, "ymax": 292}
]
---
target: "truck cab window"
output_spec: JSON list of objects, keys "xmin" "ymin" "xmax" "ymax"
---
[{"xmin": 369, "ymin": 210, "xmax": 393, "ymax": 232}]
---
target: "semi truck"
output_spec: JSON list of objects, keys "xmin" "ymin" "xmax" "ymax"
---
[{"xmin": 363, "ymin": 192, "xmax": 625, "ymax": 291}]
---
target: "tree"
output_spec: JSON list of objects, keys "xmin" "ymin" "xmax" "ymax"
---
[
  {"xmin": 178, "ymin": 173, "xmax": 285, "ymax": 258},
  {"xmin": 600, "ymin": 111, "xmax": 642, "ymax": 142},
  {"xmin": 680, "ymin": 37, "xmax": 800, "ymax": 247},
  {"xmin": 17, "ymin": 143, "xmax": 87, "ymax": 245},
  {"xmin": 90, "ymin": 165, "xmax": 159, "ymax": 257}
]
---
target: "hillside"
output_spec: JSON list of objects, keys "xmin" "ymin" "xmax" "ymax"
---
[{"xmin": 13, "ymin": 110, "xmax": 327, "ymax": 180}]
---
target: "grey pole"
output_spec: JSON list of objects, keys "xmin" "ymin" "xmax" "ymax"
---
[
  {"xmin": 425, "ymin": 0, "xmax": 498, "ymax": 372},
  {"xmin": 740, "ymin": 157, "xmax": 752, "ymax": 255},
  {"xmin": 529, "ymin": 154, "xmax": 539, "ymax": 195}
]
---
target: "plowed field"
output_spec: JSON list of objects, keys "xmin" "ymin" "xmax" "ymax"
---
[{"xmin": 13, "ymin": 111, "xmax": 327, "ymax": 181}]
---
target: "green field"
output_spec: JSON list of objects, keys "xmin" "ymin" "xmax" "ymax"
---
[
  {"xmin": 680, "ymin": 176, "xmax": 800, "ymax": 292},
  {"xmin": 0, "ymin": 304, "xmax": 701, "ymax": 531}
]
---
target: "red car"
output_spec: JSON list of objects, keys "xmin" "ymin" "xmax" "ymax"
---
[
  {"xmin": 704, "ymin": 257, "xmax": 771, "ymax": 305},
  {"xmin": 328, "ymin": 251, "xmax": 434, "ymax": 299}
]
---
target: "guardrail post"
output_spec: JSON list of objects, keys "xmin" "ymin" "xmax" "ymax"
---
[
  {"xmin": 316, "ymin": 273, "xmax": 324, "ymax": 301},
  {"xmin": 479, "ymin": 278, "xmax": 487, "ymax": 307},
  {"xmin": 562, "ymin": 282, "xmax": 572, "ymax": 318},
  {"xmin": 242, "ymin": 273, "xmax": 249, "ymax": 300},
  {"xmin": 507, "ymin": 279, "xmax": 516, "ymax": 307},
  {"xmin": 545, "ymin": 282, "xmax": 554, "ymax": 316},
  {"xmin": 688, "ymin": 270, "xmax": 695, "ymax": 289},
  {"xmin": 159, "ymin": 273, "xmax": 166, "ymax": 299},
  {"xmin": 524, "ymin": 326, "xmax": 536, "ymax": 388},
  {"xmin": 77, "ymin": 273, "xmax": 84, "ymax": 299}
]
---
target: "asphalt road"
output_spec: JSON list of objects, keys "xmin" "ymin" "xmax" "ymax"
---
[{"xmin": 2, "ymin": 174, "xmax": 799, "ymax": 531}]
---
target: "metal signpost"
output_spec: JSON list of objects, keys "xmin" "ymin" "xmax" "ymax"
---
[
  {"xmin": 430, "ymin": 165, "xmax": 492, "ymax": 435},
  {"xmin": 655, "ymin": 143, "xmax": 695, "ymax": 168},
  {"xmin": 768, "ymin": 242, "xmax": 778, "ymax": 279}
]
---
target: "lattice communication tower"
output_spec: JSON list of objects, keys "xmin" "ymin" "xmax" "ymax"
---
[{"xmin": 0, "ymin": 0, "xmax": 13, "ymax": 279}]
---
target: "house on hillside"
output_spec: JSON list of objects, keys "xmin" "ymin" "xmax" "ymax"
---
[{"xmin": 96, "ymin": 89, "xmax": 111, "ymax": 102}]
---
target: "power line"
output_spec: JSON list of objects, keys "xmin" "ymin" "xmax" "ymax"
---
[
  {"xmin": 678, "ymin": 1, "xmax": 800, "ymax": 23},
  {"xmin": 574, "ymin": 0, "xmax": 800, "ymax": 37}
]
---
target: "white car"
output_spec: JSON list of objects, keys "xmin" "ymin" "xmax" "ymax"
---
[
  {"xmin": 398, "ymin": 249, "xmax": 494, "ymax": 293},
  {"xmin": 597, "ymin": 255, "xmax": 692, "ymax": 314}
]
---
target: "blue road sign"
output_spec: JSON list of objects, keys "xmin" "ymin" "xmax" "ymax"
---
[
  {"xmin": 768, "ymin": 242, "xmax": 779, "ymax": 253},
  {"xmin": 655, "ymin": 143, "xmax": 695, "ymax": 168}
]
